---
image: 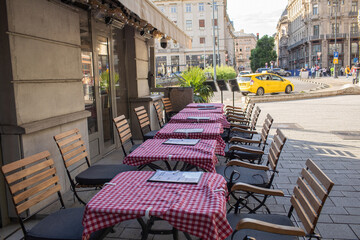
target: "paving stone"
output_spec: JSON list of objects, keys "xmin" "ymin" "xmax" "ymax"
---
[
  {"xmin": 350, "ymin": 224, "xmax": 360, "ymax": 239},
  {"xmin": 317, "ymin": 223, "xmax": 358, "ymax": 239},
  {"xmin": 119, "ymin": 228, "xmax": 143, "ymax": 239},
  {"xmin": 321, "ymin": 206, "xmax": 348, "ymax": 215},
  {"xmin": 330, "ymin": 197, "xmax": 360, "ymax": 207},
  {"xmin": 330, "ymin": 215, "xmax": 360, "ymax": 224},
  {"xmin": 345, "ymin": 207, "xmax": 360, "ymax": 215}
]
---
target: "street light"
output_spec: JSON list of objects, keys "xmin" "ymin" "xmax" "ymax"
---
[
  {"xmin": 211, "ymin": 0, "xmax": 217, "ymax": 81},
  {"xmin": 329, "ymin": 0, "xmax": 339, "ymax": 78}
]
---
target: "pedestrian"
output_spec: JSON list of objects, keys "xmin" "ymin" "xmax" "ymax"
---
[
  {"xmin": 345, "ymin": 65, "xmax": 351, "ymax": 78},
  {"xmin": 340, "ymin": 66, "xmax": 345, "ymax": 76},
  {"xmin": 330, "ymin": 67, "xmax": 334, "ymax": 77},
  {"xmin": 353, "ymin": 63, "xmax": 360, "ymax": 84},
  {"xmin": 311, "ymin": 66, "xmax": 315, "ymax": 79}
]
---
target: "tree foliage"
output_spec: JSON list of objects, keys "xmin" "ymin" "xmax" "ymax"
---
[{"xmin": 249, "ymin": 35, "xmax": 277, "ymax": 73}]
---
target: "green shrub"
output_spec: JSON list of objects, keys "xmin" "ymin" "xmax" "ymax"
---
[
  {"xmin": 204, "ymin": 65, "xmax": 237, "ymax": 81},
  {"xmin": 176, "ymin": 67, "xmax": 214, "ymax": 103}
]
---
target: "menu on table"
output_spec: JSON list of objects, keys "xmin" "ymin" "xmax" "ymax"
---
[
  {"xmin": 197, "ymin": 104, "xmax": 214, "ymax": 108},
  {"xmin": 163, "ymin": 138, "xmax": 200, "ymax": 145},
  {"xmin": 148, "ymin": 170, "xmax": 203, "ymax": 184},
  {"xmin": 187, "ymin": 116, "xmax": 210, "ymax": 120},
  {"xmin": 174, "ymin": 128, "xmax": 204, "ymax": 133},
  {"xmin": 197, "ymin": 107, "xmax": 217, "ymax": 110}
]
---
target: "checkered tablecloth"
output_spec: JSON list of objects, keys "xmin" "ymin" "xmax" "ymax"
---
[
  {"xmin": 180, "ymin": 107, "xmax": 224, "ymax": 114},
  {"xmin": 169, "ymin": 113, "xmax": 230, "ymax": 129},
  {"xmin": 154, "ymin": 123, "xmax": 225, "ymax": 156},
  {"xmin": 123, "ymin": 139, "xmax": 218, "ymax": 172},
  {"xmin": 186, "ymin": 103, "xmax": 224, "ymax": 109},
  {"xmin": 82, "ymin": 171, "xmax": 232, "ymax": 240}
]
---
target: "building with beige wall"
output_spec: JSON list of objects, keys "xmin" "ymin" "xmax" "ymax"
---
[
  {"xmin": 0, "ymin": 0, "xmax": 189, "ymax": 228},
  {"xmin": 284, "ymin": 0, "xmax": 360, "ymax": 70},
  {"xmin": 152, "ymin": 0, "xmax": 235, "ymax": 76},
  {"xmin": 274, "ymin": 8, "xmax": 290, "ymax": 69},
  {"xmin": 234, "ymin": 30, "xmax": 257, "ymax": 72}
]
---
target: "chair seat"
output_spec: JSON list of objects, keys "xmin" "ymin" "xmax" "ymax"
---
[
  {"xmin": 229, "ymin": 131, "xmax": 252, "ymax": 140},
  {"xmin": 226, "ymin": 213, "xmax": 298, "ymax": 240},
  {"xmin": 143, "ymin": 130, "xmax": 159, "ymax": 141},
  {"xmin": 129, "ymin": 144, "xmax": 141, "ymax": 153},
  {"xmin": 221, "ymin": 128, "xmax": 230, "ymax": 141},
  {"xmin": 225, "ymin": 143, "xmax": 262, "ymax": 160},
  {"xmin": 75, "ymin": 164, "xmax": 137, "ymax": 185},
  {"xmin": 216, "ymin": 165, "xmax": 268, "ymax": 188},
  {"xmin": 26, "ymin": 207, "xmax": 108, "ymax": 240}
]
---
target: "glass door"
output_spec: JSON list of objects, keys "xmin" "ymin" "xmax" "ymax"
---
[{"xmin": 96, "ymin": 35, "xmax": 115, "ymax": 150}]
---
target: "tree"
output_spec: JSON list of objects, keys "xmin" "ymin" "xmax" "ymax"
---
[{"xmin": 250, "ymin": 35, "xmax": 277, "ymax": 73}]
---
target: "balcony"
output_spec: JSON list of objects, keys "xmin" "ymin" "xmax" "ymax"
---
[
  {"xmin": 350, "ymin": 32, "xmax": 360, "ymax": 38},
  {"xmin": 326, "ymin": 33, "xmax": 346, "ymax": 39},
  {"xmin": 349, "ymin": 11, "xmax": 358, "ymax": 16},
  {"xmin": 310, "ymin": 34, "xmax": 324, "ymax": 41}
]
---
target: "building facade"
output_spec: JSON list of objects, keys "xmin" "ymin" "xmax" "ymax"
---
[
  {"xmin": 0, "ymin": 0, "xmax": 189, "ymax": 227},
  {"xmin": 274, "ymin": 8, "xmax": 290, "ymax": 69},
  {"xmin": 152, "ymin": 0, "xmax": 235, "ymax": 76},
  {"xmin": 284, "ymin": 0, "xmax": 360, "ymax": 70},
  {"xmin": 234, "ymin": 30, "xmax": 257, "ymax": 71}
]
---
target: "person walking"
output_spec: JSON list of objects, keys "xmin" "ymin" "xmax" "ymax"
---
[
  {"xmin": 345, "ymin": 65, "xmax": 351, "ymax": 78},
  {"xmin": 330, "ymin": 66, "xmax": 334, "ymax": 77},
  {"xmin": 311, "ymin": 66, "xmax": 315, "ymax": 79}
]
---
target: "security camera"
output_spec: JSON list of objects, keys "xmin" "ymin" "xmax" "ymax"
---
[{"xmin": 160, "ymin": 37, "xmax": 167, "ymax": 49}]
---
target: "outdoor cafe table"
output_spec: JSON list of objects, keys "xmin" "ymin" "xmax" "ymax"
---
[
  {"xmin": 186, "ymin": 103, "xmax": 224, "ymax": 109},
  {"xmin": 82, "ymin": 171, "xmax": 232, "ymax": 240},
  {"xmin": 168, "ymin": 112, "xmax": 230, "ymax": 129},
  {"xmin": 123, "ymin": 139, "xmax": 218, "ymax": 172},
  {"xmin": 153, "ymin": 123, "xmax": 225, "ymax": 156},
  {"xmin": 179, "ymin": 107, "xmax": 224, "ymax": 114}
]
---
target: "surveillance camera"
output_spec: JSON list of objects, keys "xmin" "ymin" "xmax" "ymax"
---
[{"xmin": 160, "ymin": 37, "xmax": 167, "ymax": 49}]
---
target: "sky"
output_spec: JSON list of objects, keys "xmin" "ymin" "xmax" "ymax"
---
[{"xmin": 227, "ymin": 0, "xmax": 288, "ymax": 37}]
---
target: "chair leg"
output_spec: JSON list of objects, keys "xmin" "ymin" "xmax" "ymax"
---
[{"xmin": 73, "ymin": 187, "xmax": 86, "ymax": 205}]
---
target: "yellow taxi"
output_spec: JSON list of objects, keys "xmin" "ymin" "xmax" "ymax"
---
[{"xmin": 237, "ymin": 73, "xmax": 294, "ymax": 96}]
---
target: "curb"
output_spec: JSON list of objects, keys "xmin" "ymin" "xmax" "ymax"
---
[
  {"xmin": 295, "ymin": 77, "xmax": 330, "ymax": 90},
  {"xmin": 249, "ymin": 86, "xmax": 360, "ymax": 103}
]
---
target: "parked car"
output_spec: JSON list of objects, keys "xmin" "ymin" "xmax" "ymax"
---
[
  {"xmin": 236, "ymin": 71, "xmax": 251, "ymax": 81},
  {"xmin": 269, "ymin": 68, "xmax": 292, "ymax": 77},
  {"xmin": 255, "ymin": 68, "xmax": 271, "ymax": 73},
  {"xmin": 237, "ymin": 73, "xmax": 294, "ymax": 96}
]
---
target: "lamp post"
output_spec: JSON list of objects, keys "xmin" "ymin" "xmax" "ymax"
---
[
  {"xmin": 216, "ymin": 5, "xmax": 220, "ymax": 65},
  {"xmin": 334, "ymin": 0, "xmax": 338, "ymax": 78},
  {"xmin": 212, "ymin": 0, "xmax": 217, "ymax": 82}
]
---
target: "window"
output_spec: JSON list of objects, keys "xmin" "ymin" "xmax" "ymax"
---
[
  {"xmin": 199, "ymin": 19, "xmax": 205, "ymax": 28},
  {"xmin": 329, "ymin": 43, "xmax": 343, "ymax": 53},
  {"xmin": 272, "ymin": 75, "xmax": 282, "ymax": 81},
  {"xmin": 351, "ymin": 1, "xmax": 358, "ymax": 13},
  {"xmin": 246, "ymin": 47, "xmax": 250, "ymax": 52},
  {"xmin": 313, "ymin": 25, "xmax": 319, "ymax": 36},
  {"xmin": 185, "ymin": 4, "xmax": 191, "ymax": 12},
  {"xmin": 199, "ymin": 3, "xmax": 204, "ymax": 12},
  {"xmin": 351, "ymin": 23, "xmax": 358, "ymax": 34},
  {"xmin": 186, "ymin": 20, "xmax": 192, "ymax": 30},
  {"xmin": 214, "ymin": 1, "xmax": 218, "ymax": 10},
  {"xmin": 158, "ymin": 5, "xmax": 164, "ymax": 13},
  {"xmin": 200, "ymin": 37, "xmax": 205, "ymax": 44},
  {"xmin": 331, "ymin": 23, "xmax": 339, "ymax": 34},
  {"xmin": 213, "ymin": 19, "xmax": 218, "ymax": 27},
  {"xmin": 313, "ymin": 4, "xmax": 318, "ymax": 15},
  {"xmin": 171, "ymin": 5, "xmax": 177, "ymax": 13},
  {"xmin": 331, "ymin": 4, "xmax": 340, "ymax": 14}
]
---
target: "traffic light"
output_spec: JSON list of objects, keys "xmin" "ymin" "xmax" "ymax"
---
[{"xmin": 256, "ymin": 33, "xmax": 259, "ymax": 40}]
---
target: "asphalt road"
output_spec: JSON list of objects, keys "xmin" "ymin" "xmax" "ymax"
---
[{"xmin": 210, "ymin": 77, "xmax": 320, "ymax": 103}]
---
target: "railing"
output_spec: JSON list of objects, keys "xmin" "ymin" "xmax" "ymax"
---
[{"xmin": 326, "ymin": 33, "xmax": 346, "ymax": 39}]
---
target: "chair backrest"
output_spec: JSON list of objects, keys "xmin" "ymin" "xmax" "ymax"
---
[
  {"xmin": 161, "ymin": 97, "xmax": 174, "ymax": 114},
  {"xmin": 289, "ymin": 159, "xmax": 334, "ymax": 236},
  {"xmin": 113, "ymin": 115, "xmax": 134, "ymax": 156},
  {"xmin": 134, "ymin": 106, "xmax": 151, "ymax": 139},
  {"xmin": 265, "ymin": 128, "xmax": 287, "ymax": 186},
  {"xmin": 258, "ymin": 114, "xmax": 274, "ymax": 148},
  {"xmin": 153, "ymin": 101, "xmax": 165, "ymax": 128},
  {"xmin": 249, "ymin": 106, "xmax": 261, "ymax": 130},
  {"xmin": 54, "ymin": 129, "xmax": 90, "ymax": 188},
  {"xmin": 244, "ymin": 103, "xmax": 255, "ymax": 119},
  {"xmin": 1, "ymin": 151, "xmax": 63, "ymax": 235}
]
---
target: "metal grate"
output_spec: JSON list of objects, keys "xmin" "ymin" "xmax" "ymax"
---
[
  {"xmin": 331, "ymin": 131, "xmax": 360, "ymax": 140},
  {"xmin": 272, "ymin": 123, "xmax": 303, "ymax": 129}
]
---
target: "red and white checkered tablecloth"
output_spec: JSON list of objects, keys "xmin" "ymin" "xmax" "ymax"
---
[
  {"xmin": 186, "ymin": 103, "xmax": 224, "ymax": 109},
  {"xmin": 180, "ymin": 107, "xmax": 224, "ymax": 114},
  {"xmin": 123, "ymin": 139, "xmax": 218, "ymax": 172},
  {"xmin": 82, "ymin": 171, "xmax": 232, "ymax": 240},
  {"xmin": 154, "ymin": 123, "xmax": 225, "ymax": 156},
  {"xmin": 169, "ymin": 112, "xmax": 230, "ymax": 129}
]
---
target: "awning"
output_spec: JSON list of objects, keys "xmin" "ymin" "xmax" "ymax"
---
[{"xmin": 118, "ymin": 0, "xmax": 191, "ymax": 49}]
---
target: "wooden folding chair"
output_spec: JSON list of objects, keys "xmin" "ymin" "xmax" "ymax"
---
[
  {"xmin": 227, "ymin": 103, "xmax": 255, "ymax": 124},
  {"xmin": 161, "ymin": 97, "xmax": 177, "ymax": 122},
  {"xmin": 224, "ymin": 114, "xmax": 274, "ymax": 164},
  {"xmin": 54, "ymin": 128, "xmax": 136, "ymax": 204},
  {"xmin": 217, "ymin": 128, "xmax": 287, "ymax": 214},
  {"xmin": 227, "ymin": 159, "xmax": 334, "ymax": 240},
  {"xmin": 134, "ymin": 106, "xmax": 159, "ymax": 141},
  {"xmin": 223, "ymin": 106, "xmax": 261, "ymax": 142},
  {"xmin": 153, "ymin": 101, "xmax": 166, "ymax": 128},
  {"xmin": 225, "ymin": 97, "xmax": 251, "ymax": 116},
  {"xmin": 113, "ymin": 115, "xmax": 140, "ymax": 156},
  {"xmin": 1, "ymin": 151, "xmax": 109, "ymax": 240}
]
